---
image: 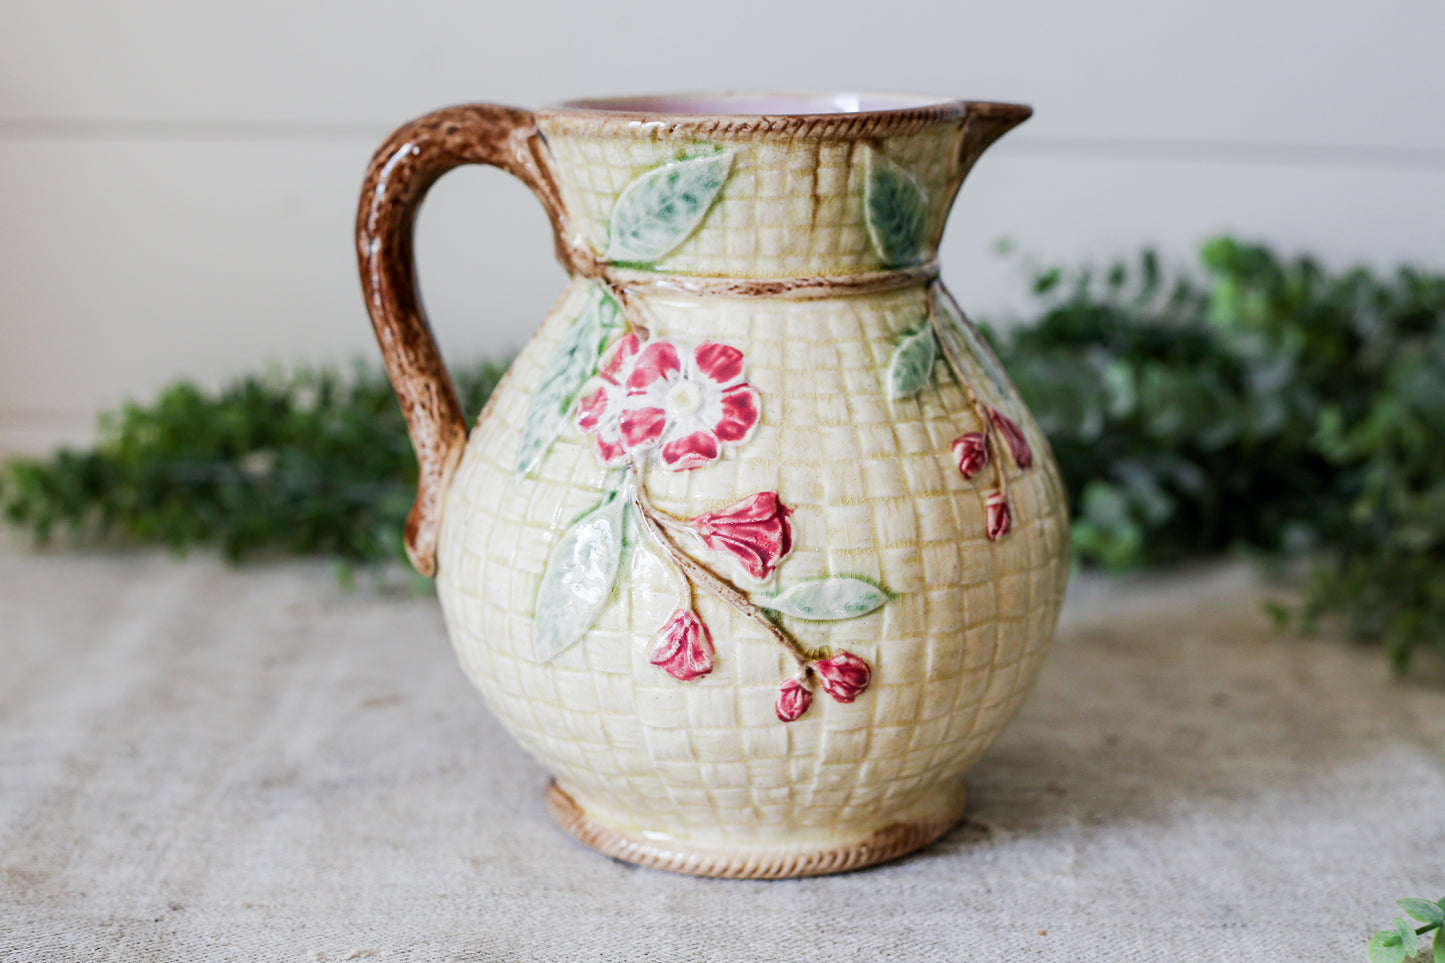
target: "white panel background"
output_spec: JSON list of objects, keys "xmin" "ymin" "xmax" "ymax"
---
[{"xmin": 2, "ymin": 0, "xmax": 1443, "ymax": 453}]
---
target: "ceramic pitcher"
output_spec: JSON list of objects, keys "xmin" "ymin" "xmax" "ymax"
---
[{"xmin": 356, "ymin": 93, "xmax": 1069, "ymax": 878}]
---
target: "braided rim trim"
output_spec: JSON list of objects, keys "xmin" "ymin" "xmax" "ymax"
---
[
  {"xmin": 545, "ymin": 780, "xmax": 969, "ymax": 879},
  {"xmin": 537, "ymin": 99, "xmax": 1030, "ymax": 141}
]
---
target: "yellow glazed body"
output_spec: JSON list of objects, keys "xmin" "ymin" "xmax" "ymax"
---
[{"xmin": 360, "ymin": 95, "xmax": 1070, "ymax": 877}]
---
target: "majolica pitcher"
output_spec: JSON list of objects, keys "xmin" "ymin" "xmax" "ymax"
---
[{"xmin": 356, "ymin": 93, "xmax": 1069, "ymax": 878}]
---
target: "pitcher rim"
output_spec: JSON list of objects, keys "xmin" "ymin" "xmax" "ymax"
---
[{"xmin": 538, "ymin": 91, "xmax": 1031, "ymax": 139}]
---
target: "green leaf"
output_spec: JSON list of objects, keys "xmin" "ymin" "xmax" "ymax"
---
[
  {"xmin": 886, "ymin": 323, "xmax": 937, "ymax": 400},
  {"xmin": 1401, "ymin": 901, "xmax": 1445, "ymax": 925},
  {"xmin": 1398, "ymin": 919, "xmax": 1421, "ymax": 958},
  {"xmin": 1033, "ymin": 267, "xmax": 1061, "ymax": 295},
  {"xmin": 1434, "ymin": 930, "xmax": 1444, "ymax": 963},
  {"xmin": 1368, "ymin": 931, "xmax": 1407, "ymax": 963},
  {"xmin": 760, "ymin": 577, "xmax": 888, "ymax": 621},
  {"xmin": 864, "ymin": 149, "xmax": 929, "ymax": 268},
  {"xmin": 607, "ymin": 152, "xmax": 733, "ymax": 264},
  {"xmin": 533, "ymin": 490, "xmax": 628, "ymax": 662},
  {"xmin": 515, "ymin": 287, "xmax": 622, "ymax": 477}
]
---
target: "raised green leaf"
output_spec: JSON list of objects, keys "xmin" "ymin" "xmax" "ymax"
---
[
  {"xmin": 516, "ymin": 287, "xmax": 622, "ymax": 477},
  {"xmin": 533, "ymin": 490, "xmax": 628, "ymax": 661},
  {"xmin": 1400, "ymin": 900, "xmax": 1445, "ymax": 925},
  {"xmin": 1368, "ymin": 932, "xmax": 1407, "ymax": 963},
  {"xmin": 887, "ymin": 323, "xmax": 937, "ymax": 400},
  {"xmin": 864, "ymin": 149, "xmax": 929, "ymax": 268},
  {"xmin": 760, "ymin": 577, "xmax": 888, "ymax": 621},
  {"xmin": 1434, "ymin": 929, "xmax": 1444, "ymax": 963},
  {"xmin": 607, "ymin": 152, "xmax": 733, "ymax": 265}
]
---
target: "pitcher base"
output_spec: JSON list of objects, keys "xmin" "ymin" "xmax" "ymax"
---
[{"xmin": 544, "ymin": 779, "xmax": 968, "ymax": 879}]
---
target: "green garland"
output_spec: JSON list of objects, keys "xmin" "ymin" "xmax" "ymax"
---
[
  {"xmin": 996, "ymin": 238, "xmax": 1445, "ymax": 668},
  {"xmin": 0, "ymin": 362, "xmax": 504, "ymax": 567},
  {"xmin": 3, "ymin": 238, "xmax": 1442, "ymax": 667}
]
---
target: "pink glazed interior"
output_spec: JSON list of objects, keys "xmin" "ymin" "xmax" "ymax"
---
[{"xmin": 558, "ymin": 92, "xmax": 959, "ymax": 116}]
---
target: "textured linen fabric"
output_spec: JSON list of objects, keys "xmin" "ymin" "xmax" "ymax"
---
[{"xmin": 1, "ymin": 537, "xmax": 1442, "ymax": 961}]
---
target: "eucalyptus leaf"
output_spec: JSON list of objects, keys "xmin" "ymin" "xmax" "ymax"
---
[
  {"xmin": 886, "ymin": 324, "xmax": 937, "ymax": 400},
  {"xmin": 533, "ymin": 491, "xmax": 628, "ymax": 661},
  {"xmin": 1368, "ymin": 932, "xmax": 1407, "ymax": 963},
  {"xmin": 515, "ymin": 287, "xmax": 621, "ymax": 477},
  {"xmin": 760, "ymin": 577, "xmax": 888, "ymax": 621},
  {"xmin": 864, "ymin": 149, "xmax": 929, "ymax": 268},
  {"xmin": 607, "ymin": 152, "xmax": 733, "ymax": 264},
  {"xmin": 1401, "ymin": 900, "xmax": 1445, "ymax": 925},
  {"xmin": 1398, "ymin": 919, "xmax": 1421, "ymax": 958}
]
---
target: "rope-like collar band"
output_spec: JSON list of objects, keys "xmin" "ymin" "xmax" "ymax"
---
[{"xmin": 584, "ymin": 260, "xmax": 941, "ymax": 300}]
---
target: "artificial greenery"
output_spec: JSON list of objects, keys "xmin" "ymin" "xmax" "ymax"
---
[
  {"xmin": 0, "ymin": 362, "xmax": 504, "ymax": 566},
  {"xmin": 3, "ymin": 237, "xmax": 1442, "ymax": 666},
  {"xmin": 1368, "ymin": 897, "xmax": 1445, "ymax": 963},
  {"xmin": 994, "ymin": 238, "xmax": 1445, "ymax": 668}
]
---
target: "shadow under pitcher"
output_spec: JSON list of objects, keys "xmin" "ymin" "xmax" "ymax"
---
[{"xmin": 355, "ymin": 92, "xmax": 1069, "ymax": 878}]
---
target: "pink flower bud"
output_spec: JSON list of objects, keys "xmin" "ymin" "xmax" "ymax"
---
[
  {"xmin": 774, "ymin": 677, "xmax": 813, "ymax": 722},
  {"xmin": 985, "ymin": 491, "xmax": 1011, "ymax": 541},
  {"xmin": 813, "ymin": 651, "xmax": 872, "ymax": 704},
  {"xmin": 951, "ymin": 432, "xmax": 989, "ymax": 479},
  {"xmin": 690, "ymin": 491, "xmax": 794, "ymax": 580},
  {"xmin": 648, "ymin": 609, "xmax": 714, "ymax": 682},
  {"xmin": 989, "ymin": 408, "xmax": 1032, "ymax": 469}
]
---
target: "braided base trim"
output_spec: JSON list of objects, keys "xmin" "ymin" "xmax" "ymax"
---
[{"xmin": 545, "ymin": 780, "xmax": 968, "ymax": 879}]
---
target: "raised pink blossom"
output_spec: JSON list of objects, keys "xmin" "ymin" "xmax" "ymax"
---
[
  {"xmin": 576, "ymin": 332, "xmax": 644, "ymax": 466},
  {"xmin": 775, "ymin": 677, "xmax": 813, "ymax": 722},
  {"xmin": 985, "ymin": 491, "xmax": 1011, "ymax": 541},
  {"xmin": 617, "ymin": 339, "xmax": 761, "ymax": 471},
  {"xmin": 951, "ymin": 432, "xmax": 989, "ymax": 480},
  {"xmin": 813, "ymin": 651, "xmax": 872, "ymax": 704},
  {"xmin": 989, "ymin": 408, "xmax": 1032, "ymax": 470},
  {"xmin": 690, "ymin": 491, "xmax": 793, "ymax": 580},
  {"xmin": 648, "ymin": 608, "xmax": 715, "ymax": 682}
]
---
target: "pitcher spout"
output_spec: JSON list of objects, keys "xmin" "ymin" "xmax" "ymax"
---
[{"xmin": 958, "ymin": 101, "xmax": 1033, "ymax": 177}]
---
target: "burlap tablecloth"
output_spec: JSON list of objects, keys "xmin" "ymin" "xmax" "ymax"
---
[{"xmin": 2, "ymin": 538, "xmax": 1442, "ymax": 961}]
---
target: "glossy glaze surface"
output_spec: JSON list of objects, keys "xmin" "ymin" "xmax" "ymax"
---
[{"xmin": 357, "ymin": 93, "xmax": 1069, "ymax": 876}]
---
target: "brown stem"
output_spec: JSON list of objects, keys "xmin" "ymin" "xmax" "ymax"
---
[
  {"xmin": 632, "ymin": 475, "xmax": 694, "ymax": 612},
  {"xmin": 928, "ymin": 284, "xmax": 1010, "ymax": 502},
  {"xmin": 610, "ymin": 284, "xmax": 652, "ymax": 341},
  {"xmin": 650, "ymin": 507, "xmax": 694, "ymax": 534},
  {"xmin": 627, "ymin": 464, "xmax": 812, "ymax": 669},
  {"xmin": 572, "ymin": 270, "xmax": 654, "ymax": 342}
]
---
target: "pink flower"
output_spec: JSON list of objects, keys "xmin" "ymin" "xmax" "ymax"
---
[
  {"xmin": 617, "ymin": 339, "xmax": 761, "ymax": 471},
  {"xmin": 648, "ymin": 608, "xmax": 715, "ymax": 682},
  {"xmin": 775, "ymin": 678, "xmax": 813, "ymax": 722},
  {"xmin": 989, "ymin": 408, "xmax": 1032, "ymax": 469},
  {"xmin": 985, "ymin": 491, "xmax": 1011, "ymax": 541},
  {"xmin": 576, "ymin": 332, "xmax": 643, "ymax": 466},
  {"xmin": 813, "ymin": 651, "xmax": 872, "ymax": 704},
  {"xmin": 951, "ymin": 432, "xmax": 989, "ymax": 480},
  {"xmin": 690, "ymin": 491, "xmax": 793, "ymax": 580}
]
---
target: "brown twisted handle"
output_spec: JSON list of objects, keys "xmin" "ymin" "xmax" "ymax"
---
[{"xmin": 355, "ymin": 104, "xmax": 575, "ymax": 576}]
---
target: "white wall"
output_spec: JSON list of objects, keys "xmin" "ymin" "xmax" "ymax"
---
[{"xmin": 2, "ymin": 0, "xmax": 1443, "ymax": 454}]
